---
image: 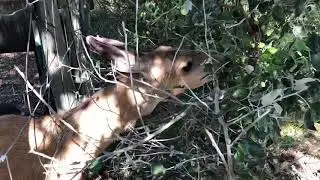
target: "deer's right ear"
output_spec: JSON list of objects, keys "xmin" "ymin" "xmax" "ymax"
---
[{"xmin": 86, "ymin": 35, "xmax": 141, "ymax": 73}]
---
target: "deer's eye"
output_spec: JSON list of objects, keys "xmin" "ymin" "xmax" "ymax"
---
[{"xmin": 182, "ymin": 61, "xmax": 193, "ymax": 73}]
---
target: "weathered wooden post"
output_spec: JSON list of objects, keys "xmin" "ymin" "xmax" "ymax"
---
[
  {"xmin": 32, "ymin": 0, "xmax": 77, "ymax": 113},
  {"xmin": 32, "ymin": 0, "xmax": 95, "ymax": 113},
  {"xmin": 0, "ymin": 0, "xmax": 93, "ymax": 113},
  {"xmin": 58, "ymin": 0, "xmax": 93, "ymax": 96}
]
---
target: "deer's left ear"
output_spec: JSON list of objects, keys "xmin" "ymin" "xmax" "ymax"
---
[{"xmin": 86, "ymin": 35, "xmax": 142, "ymax": 73}]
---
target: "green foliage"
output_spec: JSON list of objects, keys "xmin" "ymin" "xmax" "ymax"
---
[
  {"xmin": 151, "ymin": 163, "xmax": 166, "ymax": 176},
  {"xmin": 90, "ymin": 0, "xmax": 320, "ymax": 179},
  {"xmin": 86, "ymin": 159, "xmax": 104, "ymax": 179}
]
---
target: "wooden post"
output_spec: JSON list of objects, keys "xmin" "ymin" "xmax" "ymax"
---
[
  {"xmin": 0, "ymin": 0, "xmax": 93, "ymax": 112},
  {"xmin": 33, "ymin": 0, "xmax": 78, "ymax": 113},
  {"xmin": 59, "ymin": 0, "xmax": 93, "ymax": 97}
]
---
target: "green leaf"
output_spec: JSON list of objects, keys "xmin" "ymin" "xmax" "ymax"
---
[
  {"xmin": 258, "ymin": 42, "xmax": 265, "ymax": 49},
  {"xmin": 292, "ymin": 26, "xmax": 305, "ymax": 38},
  {"xmin": 267, "ymin": 47, "xmax": 278, "ymax": 54},
  {"xmin": 244, "ymin": 65, "xmax": 254, "ymax": 74},
  {"xmin": 279, "ymin": 33, "xmax": 295, "ymax": 49},
  {"xmin": 232, "ymin": 88, "xmax": 249, "ymax": 99},
  {"xmin": 219, "ymin": 11, "xmax": 234, "ymax": 21},
  {"xmin": 241, "ymin": 0, "xmax": 249, "ymax": 13},
  {"xmin": 235, "ymin": 145, "xmax": 245, "ymax": 161},
  {"xmin": 272, "ymin": 5, "xmax": 285, "ymax": 22},
  {"xmin": 236, "ymin": 139, "xmax": 266, "ymax": 160},
  {"xmin": 151, "ymin": 163, "xmax": 166, "ymax": 176},
  {"xmin": 311, "ymin": 53, "xmax": 320, "ymax": 70},
  {"xmin": 220, "ymin": 36, "xmax": 233, "ymax": 50},
  {"xmin": 181, "ymin": 0, "xmax": 192, "ymax": 15},
  {"xmin": 273, "ymin": 103, "xmax": 283, "ymax": 115},
  {"xmin": 261, "ymin": 89, "xmax": 284, "ymax": 106},
  {"xmin": 293, "ymin": 78, "xmax": 316, "ymax": 91},
  {"xmin": 88, "ymin": 159, "xmax": 103, "ymax": 177},
  {"xmin": 293, "ymin": 39, "xmax": 310, "ymax": 52},
  {"xmin": 260, "ymin": 52, "xmax": 272, "ymax": 61},
  {"xmin": 265, "ymin": 28, "xmax": 274, "ymax": 37}
]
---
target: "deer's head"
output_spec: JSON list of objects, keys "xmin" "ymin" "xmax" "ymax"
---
[{"xmin": 86, "ymin": 35, "xmax": 211, "ymax": 96}]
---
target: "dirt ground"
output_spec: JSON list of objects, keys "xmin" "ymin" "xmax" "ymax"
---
[{"xmin": 0, "ymin": 52, "xmax": 46, "ymax": 115}]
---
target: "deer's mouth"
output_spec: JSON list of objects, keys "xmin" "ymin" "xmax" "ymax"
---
[{"xmin": 172, "ymin": 85, "xmax": 185, "ymax": 89}]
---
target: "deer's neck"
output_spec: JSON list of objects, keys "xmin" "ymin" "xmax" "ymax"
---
[{"xmin": 60, "ymin": 82, "xmax": 163, "ymax": 156}]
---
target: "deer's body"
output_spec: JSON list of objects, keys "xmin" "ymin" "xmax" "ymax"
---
[
  {"xmin": 0, "ymin": 82, "xmax": 160, "ymax": 180},
  {"xmin": 0, "ymin": 35, "xmax": 210, "ymax": 180}
]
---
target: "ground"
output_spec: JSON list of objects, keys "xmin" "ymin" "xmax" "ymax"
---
[
  {"xmin": 0, "ymin": 52, "xmax": 46, "ymax": 115},
  {"xmin": 271, "ymin": 123, "xmax": 320, "ymax": 180}
]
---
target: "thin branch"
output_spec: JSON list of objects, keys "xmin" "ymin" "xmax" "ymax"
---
[
  {"xmin": 203, "ymin": 1, "xmax": 233, "ymax": 178},
  {"xmin": 228, "ymin": 88, "xmax": 311, "ymax": 125},
  {"xmin": 205, "ymin": 128, "xmax": 228, "ymax": 171},
  {"xmin": 184, "ymin": 81, "xmax": 212, "ymax": 111},
  {"xmin": 25, "ymin": 7, "xmax": 33, "ymax": 116},
  {"xmin": 6, "ymin": 157, "xmax": 13, "ymax": 180},
  {"xmin": 14, "ymin": 66, "xmax": 56, "ymax": 113},
  {"xmin": 121, "ymin": 21, "xmax": 147, "ymax": 133},
  {"xmin": 29, "ymin": 150, "xmax": 59, "ymax": 163},
  {"xmin": 202, "ymin": 0, "xmax": 210, "ymax": 52},
  {"xmin": 98, "ymin": 106, "xmax": 192, "ymax": 159},
  {"xmin": 82, "ymin": 38, "xmax": 119, "ymax": 84},
  {"xmin": 225, "ymin": 3, "xmax": 260, "ymax": 29},
  {"xmin": 214, "ymin": 85, "xmax": 234, "ymax": 179},
  {"xmin": 231, "ymin": 108, "xmax": 271, "ymax": 146}
]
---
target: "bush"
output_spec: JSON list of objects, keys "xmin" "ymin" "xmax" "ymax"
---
[{"xmin": 90, "ymin": 0, "xmax": 320, "ymax": 179}]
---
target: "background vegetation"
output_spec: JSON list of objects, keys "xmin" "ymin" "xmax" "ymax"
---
[{"xmin": 88, "ymin": 0, "xmax": 320, "ymax": 179}]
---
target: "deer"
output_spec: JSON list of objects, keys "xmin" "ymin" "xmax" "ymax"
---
[{"xmin": 0, "ymin": 35, "xmax": 211, "ymax": 180}]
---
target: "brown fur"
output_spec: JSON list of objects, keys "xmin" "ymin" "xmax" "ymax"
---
[{"xmin": 0, "ymin": 35, "xmax": 210, "ymax": 180}]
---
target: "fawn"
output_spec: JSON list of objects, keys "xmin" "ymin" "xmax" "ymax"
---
[{"xmin": 0, "ymin": 35, "xmax": 211, "ymax": 180}]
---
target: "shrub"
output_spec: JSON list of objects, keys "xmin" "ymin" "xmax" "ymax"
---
[{"xmin": 90, "ymin": 0, "xmax": 320, "ymax": 179}]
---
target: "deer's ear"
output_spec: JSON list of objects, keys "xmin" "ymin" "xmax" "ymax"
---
[
  {"xmin": 86, "ymin": 35, "xmax": 141, "ymax": 73},
  {"xmin": 154, "ymin": 46, "xmax": 174, "ymax": 52}
]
